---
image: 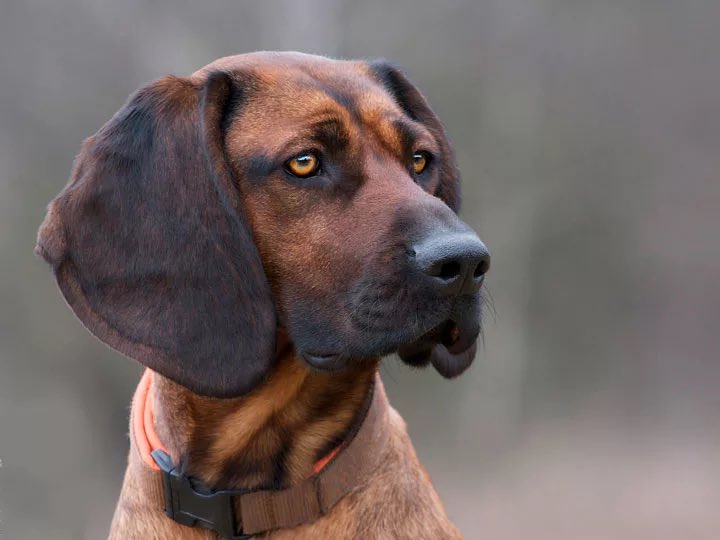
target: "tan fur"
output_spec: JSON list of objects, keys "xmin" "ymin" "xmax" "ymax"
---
[
  {"xmin": 45, "ymin": 52, "xmax": 470, "ymax": 538},
  {"xmin": 110, "ymin": 346, "xmax": 461, "ymax": 539}
]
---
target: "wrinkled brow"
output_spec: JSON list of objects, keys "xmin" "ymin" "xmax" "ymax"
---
[
  {"xmin": 392, "ymin": 119, "xmax": 422, "ymax": 157},
  {"xmin": 377, "ymin": 116, "xmax": 439, "ymax": 163},
  {"xmin": 271, "ymin": 117, "xmax": 354, "ymax": 159},
  {"xmin": 302, "ymin": 118, "xmax": 352, "ymax": 153}
]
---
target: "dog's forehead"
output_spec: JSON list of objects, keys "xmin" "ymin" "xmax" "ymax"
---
[
  {"xmin": 194, "ymin": 52, "xmax": 400, "ymax": 119},
  {"xmin": 205, "ymin": 53, "xmax": 425, "ymax": 156}
]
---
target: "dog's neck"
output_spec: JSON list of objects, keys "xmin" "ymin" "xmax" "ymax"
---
[{"xmin": 150, "ymin": 341, "xmax": 378, "ymax": 491}]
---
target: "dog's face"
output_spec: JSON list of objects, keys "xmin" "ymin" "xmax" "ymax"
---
[
  {"xmin": 222, "ymin": 54, "xmax": 489, "ymax": 376},
  {"xmin": 36, "ymin": 52, "xmax": 489, "ymax": 397}
]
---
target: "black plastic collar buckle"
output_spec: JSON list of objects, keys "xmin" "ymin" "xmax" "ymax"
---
[{"xmin": 151, "ymin": 449, "xmax": 252, "ymax": 539}]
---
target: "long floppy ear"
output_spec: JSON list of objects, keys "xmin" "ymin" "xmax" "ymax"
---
[
  {"xmin": 36, "ymin": 72, "xmax": 276, "ymax": 398},
  {"xmin": 368, "ymin": 60, "xmax": 462, "ymax": 213}
]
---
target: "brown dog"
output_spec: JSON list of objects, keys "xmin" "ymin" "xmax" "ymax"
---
[{"xmin": 37, "ymin": 52, "xmax": 490, "ymax": 539}]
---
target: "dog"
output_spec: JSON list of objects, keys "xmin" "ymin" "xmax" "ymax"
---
[{"xmin": 36, "ymin": 52, "xmax": 490, "ymax": 539}]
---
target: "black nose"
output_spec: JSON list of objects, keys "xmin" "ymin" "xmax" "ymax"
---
[{"xmin": 411, "ymin": 233, "xmax": 490, "ymax": 295}]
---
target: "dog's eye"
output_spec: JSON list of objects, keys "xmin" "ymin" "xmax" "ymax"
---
[
  {"xmin": 412, "ymin": 151, "xmax": 430, "ymax": 175},
  {"xmin": 285, "ymin": 152, "xmax": 321, "ymax": 178}
]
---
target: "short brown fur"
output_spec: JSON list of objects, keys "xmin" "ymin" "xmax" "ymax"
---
[{"xmin": 38, "ymin": 52, "xmax": 484, "ymax": 538}]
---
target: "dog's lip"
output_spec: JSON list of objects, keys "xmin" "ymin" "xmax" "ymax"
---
[
  {"xmin": 397, "ymin": 318, "xmax": 478, "ymax": 371},
  {"xmin": 300, "ymin": 351, "xmax": 346, "ymax": 372},
  {"xmin": 403, "ymin": 319, "xmax": 477, "ymax": 355},
  {"xmin": 428, "ymin": 339, "xmax": 477, "ymax": 378},
  {"xmin": 443, "ymin": 320, "xmax": 477, "ymax": 355},
  {"xmin": 301, "ymin": 320, "xmax": 478, "ymax": 372}
]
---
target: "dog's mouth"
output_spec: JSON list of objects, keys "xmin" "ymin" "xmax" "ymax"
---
[
  {"xmin": 397, "ymin": 319, "xmax": 478, "ymax": 378},
  {"xmin": 301, "ymin": 318, "xmax": 479, "ymax": 378}
]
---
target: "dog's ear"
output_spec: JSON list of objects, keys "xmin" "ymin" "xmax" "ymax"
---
[
  {"xmin": 368, "ymin": 60, "xmax": 461, "ymax": 213},
  {"xmin": 36, "ymin": 71, "xmax": 277, "ymax": 398}
]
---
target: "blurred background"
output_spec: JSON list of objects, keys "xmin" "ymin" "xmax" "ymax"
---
[{"xmin": 1, "ymin": 0, "xmax": 719, "ymax": 538}]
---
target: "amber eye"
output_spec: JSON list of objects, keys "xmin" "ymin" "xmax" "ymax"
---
[
  {"xmin": 412, "ymin": 151, "xmax": 430, "ymax": 174},
  {"xmin": 285, "ymin": 152, "xmax": 321, "ymax": 178}
]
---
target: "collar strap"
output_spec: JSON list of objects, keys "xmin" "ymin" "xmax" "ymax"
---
[{"xmin": 129, "ymin": 370, "xmax": 390, "ymax": 538}]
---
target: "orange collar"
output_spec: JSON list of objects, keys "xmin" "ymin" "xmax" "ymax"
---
[{"xmin": 132, "ymin": 369, "xmax": 340, "ymax": 475}]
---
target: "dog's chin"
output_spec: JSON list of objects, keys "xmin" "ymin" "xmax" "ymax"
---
[{"xmin": 397, "ymin": 320, "xmax": 479, "ymax": 378}]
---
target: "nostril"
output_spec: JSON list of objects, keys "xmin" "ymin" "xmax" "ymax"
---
[
  {"xmin": 438, "ymin": 260, "xmax": 461, "ymax": 281},
  {"xmin": 412, "ymin": 233, "xmax": 489, "ymax": 294},
  {"xmin": 474, "ymin": 258, "xmax": 490, "ymax": 278}
]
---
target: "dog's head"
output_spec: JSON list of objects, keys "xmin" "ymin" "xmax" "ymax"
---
[{"xmin": 36, "ymin": 52, "xmax": 490, "ymax": 398}]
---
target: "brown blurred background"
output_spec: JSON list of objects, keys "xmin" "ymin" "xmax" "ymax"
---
[{"xmin": 1, "ymin": 0, "xmax": 719, "ymax": 538}]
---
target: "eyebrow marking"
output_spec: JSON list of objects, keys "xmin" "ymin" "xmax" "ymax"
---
[
  {"xmin": 316, "ymin": 83, "xmax": 360, "ymax": 122},
  {"xmin": 302, "ymin": 118, "xmax": 352, "ymax": 154},
  {"xmin": 392, "ymin": 119, "xmax": 421, "ymax": 157}
]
